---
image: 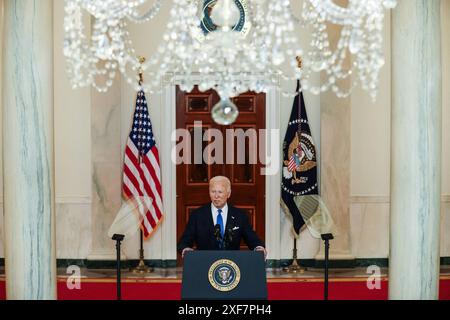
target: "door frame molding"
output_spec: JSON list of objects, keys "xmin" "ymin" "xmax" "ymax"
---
[{"xmin": 159, "ymin": 74, "xmax": 282, "ymax": 260}]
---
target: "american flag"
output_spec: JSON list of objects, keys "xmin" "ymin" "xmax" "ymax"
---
[
  {"xmin": 288, "ymin": 156, "xmax": 297, "ymax": 172},
  {"xmin": 288, "ymin": 143, "xmax": 302, "ymax": 172},
  {"xmin": 122, "ymin": 90, "xmax": 163, "ymax": 238}
]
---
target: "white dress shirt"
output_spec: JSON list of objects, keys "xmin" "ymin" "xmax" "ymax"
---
[{"xmin": 211, "ymin": 203, "xmax": 228, "ymax": 228}]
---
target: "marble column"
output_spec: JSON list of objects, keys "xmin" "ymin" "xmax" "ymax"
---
[
  {"xmin": 2, "ymin": 0, "xmax": 56, "ymax": 299},
  {"xmin": 389, "ymin": 0, "xmax": 442, "ymax": 300}
]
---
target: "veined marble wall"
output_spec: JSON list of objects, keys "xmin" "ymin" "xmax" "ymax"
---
[
  {"xmin": 349, "ymin": 8, "xmax": 392, "ymax": 260},
  {"xmin": 442, "ymin": 198, "xmax": 450, "ymax": 256},
  {"xmin": 0, "ymin": 0, "xmax": 449, "ymax": 261},
  {"xmin": 88, "ymin": 82, "xmax": 123, "ymax": 260},
  {"xmin": 350, "ymin": 197, "xmax": 390, "ymax": 258},
  {"xmin": 52, "ymin": 0, "xmax": 92, "ymax": 260}
]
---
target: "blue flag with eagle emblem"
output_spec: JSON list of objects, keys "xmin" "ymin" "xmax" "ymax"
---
[{"xmin": 281, "ymin": 81, "xmax": 318, "ymax": 236}]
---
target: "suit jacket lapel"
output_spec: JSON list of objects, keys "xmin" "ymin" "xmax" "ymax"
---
[
  {"xmin": 205, "ymin": 204, "xmax": 215, "ymax": 229},
  {"xmin": 205, "ymin": 204, "xmax": 216, "ymax": 247},
  {"xmin": 225, "ymin": 205, "xmax": 235, "ymax": 232}
]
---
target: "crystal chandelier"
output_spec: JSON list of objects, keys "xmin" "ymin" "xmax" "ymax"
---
[{"xmin": 64, "ymin": 0, "xmax": 397, "ymax": 124}]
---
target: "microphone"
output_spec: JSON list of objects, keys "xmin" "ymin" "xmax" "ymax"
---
[
  {"xmin": 224, "ymin": 226, "xmax": 233, "ymax": 248},
  {"xmin": 214, "ymin": 224, "xmax": 222, "ymax": 242},
  {"xmin": 214, "ymin": 224, "xmax": 224, "ymax": 249}
]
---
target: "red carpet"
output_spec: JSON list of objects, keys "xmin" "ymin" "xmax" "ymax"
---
[{"xmin": 1, "ymin": 277, "xmax": 449, "ymax": 300}]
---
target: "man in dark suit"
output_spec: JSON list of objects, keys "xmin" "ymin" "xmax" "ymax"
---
[{"xmin": 177, "ymin": 176, "xmax": 267, "ymax": 259}]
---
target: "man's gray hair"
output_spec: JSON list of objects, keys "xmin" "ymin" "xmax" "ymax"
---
[{"xmin": 209, "ymin": 176, "xmax": 231, "ymax": 192}]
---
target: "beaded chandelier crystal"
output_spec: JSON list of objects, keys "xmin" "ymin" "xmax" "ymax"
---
[{"xmin": 64, "ymin": 0, "xmax": 397, "ymax": 124}]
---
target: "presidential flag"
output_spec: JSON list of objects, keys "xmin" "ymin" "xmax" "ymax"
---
[
  {"xmin": 122, "ymin": 90, "xmax": 163, "ymax": 239},
  {"xmin": 281, "ymin": 81, "xmax": 318, "ymax": 236}
]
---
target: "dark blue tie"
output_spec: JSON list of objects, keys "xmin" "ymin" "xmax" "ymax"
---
[{"xmin": 217, "ymin": 209, "xmax": 224, "ymax": 238}]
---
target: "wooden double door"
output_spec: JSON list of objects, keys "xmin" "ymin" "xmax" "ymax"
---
[{"xmin": 176, "ymin": 86, "xmax": 266, "ymax": 255}]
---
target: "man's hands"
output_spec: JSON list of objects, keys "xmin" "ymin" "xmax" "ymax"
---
[
  {"xmin": 181, "ymin": 247, "xmax": 194, "ymax": 258},
  {"xmin": 254, "ymin": 246, "xmax": 267, "ymax": 260}
]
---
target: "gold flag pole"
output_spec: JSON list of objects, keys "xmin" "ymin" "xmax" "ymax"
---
[
  {"xmin": 131, "ymin": 55, "xmax": 153, "ymax": 274},
  {"xmin": 132, "ymin": 228, "xmax": 153, "ymax": 274},
  {"xmin": 283, "ymin": 55, "xmax": 306, "ymax": 274},
  {"xmin": 283, "ymin": 237, "xmax": 306, "ymax": 273}
]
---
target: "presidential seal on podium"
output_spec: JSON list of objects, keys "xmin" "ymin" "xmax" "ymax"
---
[{"xmin": 208, "ymin": 259, "xmax": 241, "ymax": 292}]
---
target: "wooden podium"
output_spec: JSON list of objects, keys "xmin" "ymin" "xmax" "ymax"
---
[{"xmin": 181, "ymin": 250, "xmax": 267, "ymax": 300}]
